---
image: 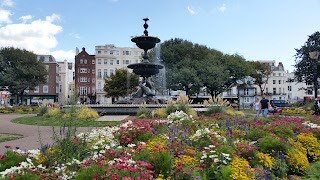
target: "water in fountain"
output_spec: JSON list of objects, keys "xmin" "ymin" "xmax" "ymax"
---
[{"xmin": 152, "ymin": 44, "xmax": 167, "ymax": 96}]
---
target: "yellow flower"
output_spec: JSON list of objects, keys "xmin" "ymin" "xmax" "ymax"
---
[
  {"xmin": 229, "ymin": 157, "xmax": 255, "ymax": 180},
  {"xmin": 256, "ymin": 152, "xmax": 274, "ymax": 168}
]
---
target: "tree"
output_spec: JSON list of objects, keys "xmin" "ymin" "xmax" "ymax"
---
[
  {"xmin": 104, "ymin": 68, "xmax": 139, "ymax": 98},
  {"xmin": 160, "ymin": 38, "xmax": 252, "ymax": 97},
  {"xmin": 0, "ymin": 47, "xmax": 47, "ymax": 103},
  {"xmin": 250, "ymin": 61, "xmax": 272, "ymax": 96},
  {"xmin": 294, "ymin": 31, "xmax": 320, "ymax": 85}
]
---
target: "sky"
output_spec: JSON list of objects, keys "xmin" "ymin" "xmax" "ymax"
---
[{"xmin": 0, "ymin": 0, "xmax": 320, "ymax": 73}]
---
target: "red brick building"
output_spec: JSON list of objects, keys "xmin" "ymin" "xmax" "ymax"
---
[{"xmin": 75, "ymin": 47, "xmax": 96, "ymax": 103}]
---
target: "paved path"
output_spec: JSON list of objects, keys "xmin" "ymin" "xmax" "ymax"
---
[{"xmin": 0, "ymin": 114, "xmax": 96, "ymax": 154}]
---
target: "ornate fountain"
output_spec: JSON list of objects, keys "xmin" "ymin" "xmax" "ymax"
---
[{"xmin": 126, "ymin": 18, "xmax": 164, "ymax": 104}]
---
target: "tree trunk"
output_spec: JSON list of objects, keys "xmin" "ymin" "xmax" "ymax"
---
[{"xmin": 259, "ymin": 85, "xmax": 264, "ymax": 96}]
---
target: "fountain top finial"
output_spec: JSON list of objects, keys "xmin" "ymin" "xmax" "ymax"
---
[{"xmin": 143, "ymin": 17, "xmax": 149, "ymax": 36}]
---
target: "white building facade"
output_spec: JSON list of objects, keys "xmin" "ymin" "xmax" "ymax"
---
[
  {"xmin": 95, "ymin": 44, "xmax": 144, "ymax": 104},
  {"xmin": 57, "ymin": 60, "xmax": 70, "ymax": 104}
]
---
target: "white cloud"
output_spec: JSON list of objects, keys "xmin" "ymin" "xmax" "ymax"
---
[
  {"xmin": 218, "ymin": 4, "xmax": 227, "ymax": 12},
  {"xmin": 1, "ymin": 0, "xmax": 14, "ymax": 7},
  {"xmin": 187, "ymin": 6, "xmax": 196, "ymax": 15},
  {"xmin": 51, "ymin": 49, "xmax": 75, "ymax": 62},
  {"xmin": 0, "ymin": 9, "xmax": 11, "ymax": 23},
  {"xmin": 0, "ymin": 13, "xmax": 62, "ymax": 53},
  {"xmin": 45, "ymin": 13, "xmax": 60, "ymax": 23},
  {"xmin": 19, "ymin": 15, "xmax": 32, "ymax": 23},
  {"xmin": 69, "ymin": 32, "xmax": 80, "ymax": 39}
]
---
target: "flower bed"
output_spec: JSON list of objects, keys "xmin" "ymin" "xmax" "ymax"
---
[{"xmin": 1, "ymin": 111, "xmax": 320, "ymax": 179}]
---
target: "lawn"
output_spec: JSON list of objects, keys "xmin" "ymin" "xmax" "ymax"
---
[
  {"xmin": 11, "ymin": 116, "xmax": 121, "ymax": 127},
  {"xmin": 0, "ymin": 133, "xmax": 23, "ymax": 143}
]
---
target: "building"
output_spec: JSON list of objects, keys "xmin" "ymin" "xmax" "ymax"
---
[
  {"xmin": 22, "ymin": 55, "xmax": 59, "ymax": 105},
  {"xmin": 75, "ymin": 47, "xmax": 96, "ymax": 104},
  {"xmin": 57, "ymin": 60, "xmax": 73, "ymax": 105},
  {"xmin": 94, "ymin": 44, "xmax": 144, "ymax": 104},
  {"xmin": 286, "ymin": 72, "xmax": 312, "ymax": 103}
]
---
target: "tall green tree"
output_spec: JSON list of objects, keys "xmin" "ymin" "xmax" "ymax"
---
[
  {"xmin": 250, "ymin": 61, "xmax": 272, "ymax": 96},
  {"xmin": 104, "ymin": 68, "xmax": 139, "ymax": 98},
  {"xmin": 0, "ymin": 47, "xmax": 47, "ymax": 103},
  {"xmin": 294, "ymin": 31, "xmax": 320, "ymax": 85}
]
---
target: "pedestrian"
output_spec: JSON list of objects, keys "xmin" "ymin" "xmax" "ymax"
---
[
  {"xmin": 260, "ymin": 94, "xmax": 270, "ymax": 118},
  {"xmin": 255, "ymin": 97, "xmax": 261, "ymax": 117}
]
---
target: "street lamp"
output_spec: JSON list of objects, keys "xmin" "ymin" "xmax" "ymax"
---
[
  {"xmin": 309, "ymin": 51, "xmax": 320, "ymax": 115},
  {"xmin": 236, "ymin": 80, "xmax": 244, "ymax": 111}
]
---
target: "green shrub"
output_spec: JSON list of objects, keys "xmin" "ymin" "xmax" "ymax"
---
[
  {"xmin": 165, "ymin": 104, "xmax": 177, "ymax": 115},
  {"xmin": 304, "ymin": 161, "xmax": 320, "ymax": 180},
  {"xmin": 75, "ymin": 164, "xmax": 106, "ymax": 180},
  {"xmin": 76, "ymin": 106, "xmax": 99, "ymax": 120},
  {"xmin": 44, "ymin": 107, "xmax": 60, "ymax": 117},
  {"xmin": 38, "ymin": 105, "xmax": 48, "ymax": 116},
  {"xmin": 0, "ymin": 150, "xmax": 27, "ymax": 171},
  {"xmin": 205, "ymin": 105, "xmax": 225, "ymax": 116},
  {"xmin": 272, "ymin": 158, "xmax": 289, "ymax": 178},
  {"xmin": 258, "ymin": 135, "xmax": 289, "ymax": 153},
  {"xmin": 151, "ymin": 151, "xmax": 172, "ymax": 179}
]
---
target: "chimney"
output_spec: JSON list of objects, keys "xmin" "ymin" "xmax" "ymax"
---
[{"xmin": 82, "ymin": 47, "xmax": 85, "ymax": 51}]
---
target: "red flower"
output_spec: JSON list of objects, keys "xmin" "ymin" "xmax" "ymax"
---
[
  {"xmin": 15, "ymin": 147, "xmax": 20, "ymax": 149},
  {"xmin": 0, "ymin": 155, "xmax": 5, "ymax": 160},
  {"xmin": 4, "ymin": 145, "xmax": 11, "ymax": 149}
]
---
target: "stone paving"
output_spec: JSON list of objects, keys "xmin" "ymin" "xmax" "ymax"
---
[{"xmin": 0, "ymin": 114, "xmax": 126, "ymax": 154}]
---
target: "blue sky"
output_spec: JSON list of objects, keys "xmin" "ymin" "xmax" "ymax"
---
[{"xmin": 1, "ymin": 0, "xmax": 320, "ymax": 72}]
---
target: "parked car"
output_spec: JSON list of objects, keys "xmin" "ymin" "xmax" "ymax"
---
[
  {"xmin": 270, "ymin": 100, "xmax": 288, "ymax": 107},
  {"xmin": 29, "ymin": 102, "xmax": 39, "ymax": 106}
]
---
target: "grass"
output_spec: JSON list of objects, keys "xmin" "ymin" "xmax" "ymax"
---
[
  {"xmin": 11, "ymin": 116, "xmax": 121, "ymax": 127},
  {"xmin": 0, "ymin": 133, "xmax": 23, "ymax": 143}
]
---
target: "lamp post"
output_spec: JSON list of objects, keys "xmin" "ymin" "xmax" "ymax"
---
[
  {"xmin": 309, "ymin": 51, "xmax": 320, "ymax": 115},
  {"xmin": 236, "ymin": 80, "xmax": 243, "ymax": 111}
]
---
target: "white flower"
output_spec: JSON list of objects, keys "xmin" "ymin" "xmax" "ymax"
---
[
  {"xmin": 209, "ymin": 145, "xmax": 215, "ymax": 148},
  {"xmin": 127, "ymin": 144, "xmax": 136, "ymax": 148},
  {"xmin": 99, "ymin": 150, "xmax": 106, "ymax": 154}
]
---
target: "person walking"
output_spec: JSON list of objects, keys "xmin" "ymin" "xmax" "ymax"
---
[
  {"xmin": 255, "ymin": 97, "xmax": 261, "ymax": 117},
  {"xmin": 260, "ymin": 95, "xmax": 270, "ymax": 118}
]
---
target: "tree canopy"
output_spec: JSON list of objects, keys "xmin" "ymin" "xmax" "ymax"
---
[
  {"xmin": 0, "ymin": 47, "xmax": 47, "ymax": 100},
  {"xmin": 250, "ymin": 61, "xmax": 272, "ymax": 96},
  {"xmin": 104, "ymin": 68, "xmax": 139, "ymax": 98},
  {"xmin": 294, "ymin": 31, "xmax": 320, "ymax": 85},
  {"xmin": 159, "ymin": 38, "xmax": 252, "ymax": 97}
]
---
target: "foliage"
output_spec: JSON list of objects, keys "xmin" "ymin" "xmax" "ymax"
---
[
  {"xmin": 75, "ymin": 164, "xmax": 106, "ymax": 180},
  {"xmin": 76, "ymin": 106, "xmax": 99, "ymax": 120},
  {"xmin": 272, "ymin": 157, "xmax": 289, "ymax": 179},
  {"xmin": 204, "ymin": 105, "xmax": 225, "ymax": 116},
  {"xmin": 152, "ymin": 108, "xmax": 167, "ymax": 118},
  {"xmin": 229, "ymin": 157, "xmax": 255, "ymax": 180},
  {"xmin": 0, "ymin": 150, "xmax": 27, "ymax": 171},
  {"xmin": 304, "ymin": 160, "xmax": 320, "ymax": 180},
  {"xmin": 250, "ymin": 61, "xmax": 272, "ymax": 96},
  {"xmin": 103, "ymin": 68, "xmax": 139, "ymax": 98},
  {"xmin": 44, "ymin": 107, "xmax": 60, "ymax": 117},
  {"xmin": 285, "ymin": 148, "xmax": 309, "ymax": 174},
  {"xmin": 137, "ymin": 103, "xmax": 151, "ymax": 119},
  {"xmin": 160, "ymin": 38, "xmax": 252, "ymax": 96},
  {"xmin": 0, "ymin": 47, "xmax": 47, "ymax": 102},
  {"xmin": 294, "ymin": 31, "xmax": 320, "ymax": 85}
]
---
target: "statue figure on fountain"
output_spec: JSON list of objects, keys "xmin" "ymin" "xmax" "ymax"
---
[{"xmin": 132, "ymin": 77, "xmax": 156, "ymax": 98}]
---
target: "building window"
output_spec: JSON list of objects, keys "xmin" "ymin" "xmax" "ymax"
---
[
  {"xmin": 80, "ymin": 86, "xmax": 87, "ymax": 95},
  {"xmin": 273, "ymin": 73, "xmax": 276, "ymax": 76},
  {"xmin": 80, "ymin": 77, "xmax": 87, "ymax": 82},
  {"xmin": 266, "ymin": 88, "xmax": 269, "ymax": 93},
  {"xmin": 288, "ymin": 86, "xmax": 292, "ymax": 91},
  {"xmin": 244, "ymin": 89, "xmax": 249, "ymax": 95},
  {"xmin": 88, "ymin": 69, "xmax": 90, "ymax": 73},
  {"xmin": 279, "ymin": 88, "xmax": 281, "ymax": 94},
  {"xmin": 135, "ymin": 59, "xmax": 139, "ymax": 63},
  {"xmin": 98, "ymin": 59, "xmax": 101, "ymax": 64},
  {"xmin": 84, "ymin": 59, "xmax": 87, "ymax": 64},
  {"xmin": 43, "ymin": 85, "xmax": 48, "ymax": 93},
  {"xmin": 110, "ymin": 60, "xmax": 114, "ymax": 65},
  {"xmin": 34, "ymin": 86, "xmax": 39, "ymax": 93},
  {"xmin": 58, "ymin": 76, "xmax": 61, "ymax": 81},
  {"xmin": 116, "ymin": 60, "xmax": 120, "ymax": 65},
  {"xmin": 59, "ymin": 85, "xmax": 62, "ymax": 93},
  {"xmin": 97, "ymin": 51, "xmax": 101, "ymax": 54},
  {"xmin": 92, "ymin": 60, "xmax": 95, "ymax": 64},
  {"xmin": 98, "ymin": 82, "xmax": 102, "ymax": 92},
  {"xmin": 273, "ymin": 80, "xmax": 276, "ymax": 84},
  {"xmin": 104, "ymin": 69, "xmax": 108, "ymax": 78},
  {"xmin": 273, "ymin": 88, "xmax": 276, "ymax": 95},
  {"xmin": 104, "ymin": 59, "xmax": 108, "ymax": 64},
  {"xmin": 279, "ymin": 80, "xmax": 281, "ymax": 84},
  {"xmin": 104, "ymin": 51, "xmax": 108, "ymax": 54},
  {"xmin": 80, "ymin": 59, "xmax": 83, "ymax": 64},
  {"xmin": 92, "ymin": 78, "xmax": 95, "ymax": 83},
  {"xmin": 110, "ymin": 69, "xmax": 114, "ymax": 76},
  {"xmin": 123, "ymin": 51, "xmax": 130, "ymax": 55},
  {"xmin": 123, "ymin": 60, "xmax": 130, "ymax": 64},
  {"xmin": 80, "ymin": 68, "xmax": 87, "ymax": 73},
  {"xmin": 244, "ymin": 97, "xmax": 250, "ymax": 103},
  {"xmin": 97, "ymin": 69, "xmax": 101, "ymax": 78},
  {"xmin": 92, "ymin": 69, "xmax": 95, "ymax": 74},
  {"xmin": 110, "ymin": 51, "xmax": 113, "ymax": 55},
  {"xmin": 308, "ymin": 89, "xmax": 313, "ymax": 95}
]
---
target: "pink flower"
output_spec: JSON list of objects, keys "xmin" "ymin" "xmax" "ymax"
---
[{"xmin": 0, "ymin": 155, "xmax": 5, "ymax": 160}]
